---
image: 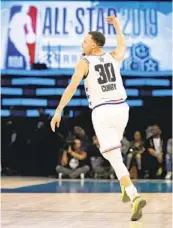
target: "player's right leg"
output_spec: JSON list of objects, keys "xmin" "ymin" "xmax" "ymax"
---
[
  {"xmin": 92, "ymin": 103, "xmax": 146, "ymax": 221},
  {"xmin": 110, "ymin": 103, "xmax": 146, "ymax": 210},
  {"xmin": 102, "ymin": 145, "xmax": 146, "ymax": 221}
]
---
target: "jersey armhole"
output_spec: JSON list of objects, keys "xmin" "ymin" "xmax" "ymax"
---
[{"xmin": 81, "ymin": 57, "xmax": 89, "ymax": 80}]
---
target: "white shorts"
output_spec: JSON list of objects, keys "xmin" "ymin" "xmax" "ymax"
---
[{"xmin": 92, "ymin": 102, "xmax": 129, "ymax": 153}]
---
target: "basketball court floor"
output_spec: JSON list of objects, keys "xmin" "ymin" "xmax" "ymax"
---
[{"xmin": 1, "ymin": 177, "xmax": 172, "ymax": 228}]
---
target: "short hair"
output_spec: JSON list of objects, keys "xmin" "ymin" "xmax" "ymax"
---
[
  {"xmin": 88, "ymin": 31, "xmax": 105, "ymax": 47},
  {"xmin": 152, "ymin": 125, "xmax": 162, "ymax": 134}
]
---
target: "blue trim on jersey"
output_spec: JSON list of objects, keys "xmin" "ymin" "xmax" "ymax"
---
[{"xmin": 92, "ymin": 100, "xmax": 126, "ymax": 111}]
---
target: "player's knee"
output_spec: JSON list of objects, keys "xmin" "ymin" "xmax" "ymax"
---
[{"xmin": 102, "ymin": 148, "xmax": 123, "ymax": 162}]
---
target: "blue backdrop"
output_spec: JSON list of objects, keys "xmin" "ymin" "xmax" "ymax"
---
[{"xmin": 1, "ymin": 1, "xmax": 172, "ymax": 76}]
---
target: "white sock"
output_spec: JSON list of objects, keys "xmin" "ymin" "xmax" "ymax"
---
[{"xmin": 125, "ymin": 184, "xmax": 140, "ymax": 201}]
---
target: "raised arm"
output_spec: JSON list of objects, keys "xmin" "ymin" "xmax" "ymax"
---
[
  {"xmin": 106, "ymin": 15, "xmax": 126, "ymax": 62},
  {"xmin": 50, "ymin": 59, "xmax": 88, "ymax": 132}
]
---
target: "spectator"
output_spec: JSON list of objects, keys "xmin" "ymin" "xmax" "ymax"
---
[
  {"xmin": 145, "ymin": 126, "xmax": 153, "ymax": 139},
  {"xmin": 145, "ymin": 125, "xmax": 165, "ymax": 179},
  {"xmin": 87, "ymin": 136, "xmax": 115, "ymax": 178},
  {"xmin": 165, "ymin": 138, "xmax": 172, "ymax": 179},
  {"xmin": 30, "ymin": 108, "xmax": 52, "ymax": 176},
  {"xmin": 59, "ymin": 110, "xmax": 73, "ymax": 139},
  {"xmin": 74, "ymin": 126, "xmax": 90, "ymax": 149},
  {"xmin": 121, "ymin": 133, "xmax": 131, "ymax": 157},
  {"xmin": 55, "ymin": 139, "xmax": 90, "ymax": 179},
  {"xmin": 37, "ymin": 108, "xmax": 51, "ymax": 128},
  {"xmin": 2, "ymin": 107, "xmax": 19, "ymax": 173},
  {"xmin": 63, "ymin": 126, "xmax": 89, "ymax": 150},
  {"xmin": 1, "ymin": 158, "xmax": 17, "ymax": 176},
  {"xmin": 126, "ymin": 131, "xmax": 145, "ymax": 171}
]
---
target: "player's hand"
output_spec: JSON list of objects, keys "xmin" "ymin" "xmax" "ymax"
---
[
  {"xmin": 50, "ymin": 112, "xmax": 61, "ymax": 132},
  {"xmin": 105, "ymin": 16, "xmax": 118, "ymax": 25}
]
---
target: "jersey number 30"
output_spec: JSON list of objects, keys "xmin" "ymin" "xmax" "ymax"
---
[{"xmin": 95, "ymin": 63, "xmax": 116, "ymax": 85}]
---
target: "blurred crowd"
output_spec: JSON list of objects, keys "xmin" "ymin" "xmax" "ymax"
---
[{"xmin": 1, "ymin": 108, "xmax": 172, "ymax": 180}]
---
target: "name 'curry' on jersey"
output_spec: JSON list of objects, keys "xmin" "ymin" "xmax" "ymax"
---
[{"xmin": 83, "ymin": 52, "xmax": 127, "ymax": 109}]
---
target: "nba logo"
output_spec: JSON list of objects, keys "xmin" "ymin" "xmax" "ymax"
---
[{"xmin": 5, "ymin": 5, "xmax": 37, "ymax": 69}]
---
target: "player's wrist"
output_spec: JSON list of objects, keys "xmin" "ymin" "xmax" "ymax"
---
[
  {"xmin": 113, "ymin": 23, "xmax": 121, "ymax": 32},
  {"xmin": 112, "ymin": 19, "xmax": 121, "ymax": 29},
  {"xmin": 55, "ymin": 107, "xmax": 62, "ymax": 114}
]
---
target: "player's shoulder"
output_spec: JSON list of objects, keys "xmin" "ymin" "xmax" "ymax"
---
[
  {"xmin": 108, "ymin": 51, "xmax": 123, "ymax": 65},
  {"xmin": 73, "ymin": 57, "xmax": 89, "ymax": 79},
  {"xmin": 81, "ymin": 52, "xmax": 109, "ymax": 61},
  {"xmin": 81, "ymin": 54, "xmax": 90, "ymax": 64},
  {"xmin": 75, "ymin": 57, "xmax": 89, "ymax": 75},
  {"xmin": 76, "ymin": 58, "xmax": 88, "ymax": 68}
]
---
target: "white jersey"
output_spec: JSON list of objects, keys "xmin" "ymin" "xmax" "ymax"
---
[{"xmin": 83, "ymin": 52, "xmax": 127, "ymax": 109}]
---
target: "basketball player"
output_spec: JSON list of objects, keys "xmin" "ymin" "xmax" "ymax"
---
[{"xmin": 51, "ymin": 15, "xmax": 146, "ymax": 221}]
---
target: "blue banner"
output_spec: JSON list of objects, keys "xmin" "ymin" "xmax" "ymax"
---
[{"xmin": 1, "ymin": 1, "xmax": 172, "ymax": 75}]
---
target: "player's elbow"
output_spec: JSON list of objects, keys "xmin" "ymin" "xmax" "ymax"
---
[
  {"xmin": 118, "ymin": 41, "xmax": 126, "ymax": 52},
  {"xmin": 121, "ymin": 43, "xmax": 126, "ymax": 53}
]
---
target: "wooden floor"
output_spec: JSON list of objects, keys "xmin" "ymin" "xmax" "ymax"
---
[{"xmin": 1, "ymin": 177, "xmax": 172, "ymax": 228}]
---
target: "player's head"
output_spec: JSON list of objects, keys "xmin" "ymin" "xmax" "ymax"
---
[{"xmin": 82, "ymin": 31, "xmax": 105, "ymax": 55}]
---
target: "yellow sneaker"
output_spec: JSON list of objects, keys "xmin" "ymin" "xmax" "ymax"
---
[
  {"xmin": 121, "ymin": 186, "xmax": 130, "ymax": 203},
  {"xmin": 131, "ymin": 196, "xmax": 146, "ymax": 221}
]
